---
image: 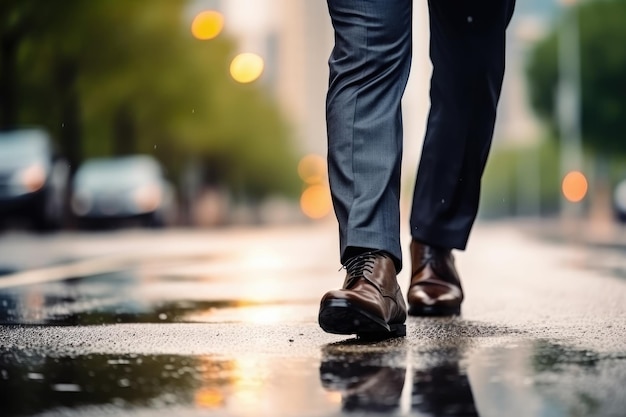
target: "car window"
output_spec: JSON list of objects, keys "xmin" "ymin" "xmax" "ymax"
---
[
  {"xmin": 0, "ymin": 134, "xmax": 47, "ymax": 165},
  {"xmin": 75, "ymin": 158, "xmax": 160, "ymax": 188}
]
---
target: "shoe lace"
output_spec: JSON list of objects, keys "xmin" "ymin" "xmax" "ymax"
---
[{"xmin": 341, "ymin": 250, "xmax": 387, "ymax": 278}]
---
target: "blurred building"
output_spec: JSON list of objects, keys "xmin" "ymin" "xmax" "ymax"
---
[{"xmin": 273, "ymin": 0, "xmax": 333, "ymax": 157}]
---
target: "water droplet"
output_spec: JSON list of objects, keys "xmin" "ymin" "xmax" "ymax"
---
[
  {"xmin": 118, "ymin": 378, "xmax": 131, "ymax": 388},
  {"xmin": 107, "ymin": 359, "xmax": 130, "ymax": 365},
  {"xmin": 154, "ymin": 145, "xmax": 157, "ymax": 150},
  {"xmin": 441, "ymin": 199, "xmax": 446, "ymax": 204},
  {"xmin": 158, "ymin": 313, "xmax": 167, "ymax": 320},
  {"xmin": 467, "ymin": 16, "xmax": 473, "ymax": 23},
  {"xmin": 52, "ymin": 383, "xmax": 81, "ymax": 392}
]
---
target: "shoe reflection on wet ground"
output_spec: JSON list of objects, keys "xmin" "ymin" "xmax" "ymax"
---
[{"xmin": 320, "ymin": 340, "xmax": 478, "ymax": 416}]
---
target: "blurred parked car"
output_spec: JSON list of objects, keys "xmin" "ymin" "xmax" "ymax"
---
[
  {"xmin": 70, "ymin": 155, "xmax": 175, "ymax": 228},
  {"xmin": 0, "ymin": 129, "xmax": 68, "ymax": 230},
  {"xmin": 614, "ymin": 179, "xmax": 626, "ymax": 222}
]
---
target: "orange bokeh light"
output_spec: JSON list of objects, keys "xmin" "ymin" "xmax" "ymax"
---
[
  {"xmin": 191, "ymin": 11, "xmax": 224, "ymax": 40},
  {"xmin": 300, "ymin": 184, "xmax": 332, "ymax": 219},
  {"xmin": 562, "ymin": 170, "xmax": 588, "ymax": 203},
  {"xmin": 297, "ymin": 154, "xmax": 326, "ymax": 185},
  {"xmin": 194, "ymin": 387, "xmax": 224, "ymax": 408}
]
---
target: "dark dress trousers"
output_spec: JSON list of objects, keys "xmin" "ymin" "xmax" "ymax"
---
[{"xmin": 326, "ymin": 0, "xmax": 515, "ymax": 271}]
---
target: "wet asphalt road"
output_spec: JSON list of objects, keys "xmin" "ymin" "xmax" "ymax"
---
[{"xmin": 0, "ymin": 220, "xmax": 625, "ymax": 417}]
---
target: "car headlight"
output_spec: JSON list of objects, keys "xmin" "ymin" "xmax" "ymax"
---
[
  {"xmin": 71, "ymin": 192, "xmax": 93, "ymax": 216},
  {"xmin": 14, "ymin": 163, "xmax": 46, "ymax": 192},
  {"xmin": 133, "ymin": 184, "xmax": 162, "ymax": 212}
]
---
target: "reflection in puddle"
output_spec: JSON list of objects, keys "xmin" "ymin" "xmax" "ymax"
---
[
  {"xmin": 0, "ymin": 352, "xmax": 206, "ymax": 416},
  {"xmin": 319, "ymin": 338, "xmax": 626, "ymax": 417},
  {"xmin": 0, "ymin": 274, "xmax": 314, "ymax": 326},
  {"xmin": 0, "ymin": 339, "xmax": 625, "ymax": 416},
  {"xmin": 470, "ymin": 340, "xmax": 626, "ymax": 417},
  {"xmin": 0, "ymin": 294, "xmax": 314, "ymax": 326},
  {"xmin": 411, "ymin": 350, "xmax": 478, "ymax": 416},
  {"xmin": 320, "ymin": 343, "xmax": 406, "ymax": 414},
  {"xmin": 0, "ymin": 351, "xmax": 335, "ymax": 417},
  {"xmin": 0, "ymin": 270, "xmax": 318, "ymax": 326},
  {"xmin": 320, "ymin": 341, "xmax": 479, "ymax": 416}
]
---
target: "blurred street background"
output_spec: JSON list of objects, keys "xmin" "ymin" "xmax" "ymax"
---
[
  {"xmin": 1, "ymin": 0, "xmax": 626, "ymax": 230},
  {"xmin": 1, "ymin": 0, "xmax": 626, "ymax": 416}
]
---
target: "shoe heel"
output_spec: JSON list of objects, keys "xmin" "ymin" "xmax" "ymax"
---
[{"xmin": 389, "ymin": 323, "xmax": 406, "ymax": 337}]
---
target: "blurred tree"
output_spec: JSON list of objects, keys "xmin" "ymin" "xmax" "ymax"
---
[
  {"xmin": 527, "ymin": 0, "xmax": 626, "ymax": 155},
  {"xmin": 0, "ymin": 0, "xmax": 299, "ymax": 199}
]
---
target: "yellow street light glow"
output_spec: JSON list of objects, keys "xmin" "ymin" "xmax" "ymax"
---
[
  {"xmin": 194, "ymin": 388, "xmax": 224, "ymax": 409},
  {"xmin": 297, "ymin": 154, "xmax": 326, "ymax": 185},
  {"xmin": 230, "ymin": 53, "xmax": 264, "ymax": 84},
  {"xmin": 191, "ymin": 11, "xmax": 224, "ymax": 40},
  {"xmin": 300, "ymin": 184, "xmax": 332, "ymax": 220},
  {"xmin": 562, "ymin": 170, "xmax": 588, "ymax": 203}
]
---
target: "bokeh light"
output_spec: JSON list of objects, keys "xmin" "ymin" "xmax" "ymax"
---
[
  {"xmin": 191, "ymin": 11, "xmax": 224, "ymax": 40},
  {"xmin": 562, "ymin": 170, "xmax": 588, "ymax": 202},
  {"xmin": 297, "ymin": 154, "xmax": 326, "ymax": 185},
  {"xmin": 229, "ymin": 53, "xmax": 264, "ymax": 84},
  {"xmin": 195, "ymin": 388, "xmax": 224, "ymax": 409},
  {"xmin": 300, "ymin": 184, "xmax": 332, "ymax": 219}
]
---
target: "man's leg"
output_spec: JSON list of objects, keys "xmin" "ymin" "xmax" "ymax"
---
[
  {"xmin": 407, "ymin": 0, "xmax": 516, "ymax": 316},
  {"xmin": 326, "ymin": 0, "xmax": 412, "ymax": 272},
  {"xmin": 319, "ymin": 0, "xmax": 412, "ymax": 337}
]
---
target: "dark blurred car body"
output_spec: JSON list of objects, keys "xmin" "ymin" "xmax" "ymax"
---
[
  {"xmin": 0, "ymin": 129, "xmax": 68, "ymax": 230},
  {"xmin": 614, "ymin": 179, "xmax": 626, "ymax": 222},
  {"xmin": 70, "ymin": 155, "xmax": 175, "ymax": 228}
]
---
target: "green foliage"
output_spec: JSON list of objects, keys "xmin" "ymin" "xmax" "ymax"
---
[
  {"xmin": 0, "ymin": 0, "xmax": 299, "ymax": 198},
  {"xmin": 527, "ymin": 0, "xmax": 626, "ymax": 155},
  {"xmin": 480, "ymin": 139, "xmax": 561, "ymax": 218}
]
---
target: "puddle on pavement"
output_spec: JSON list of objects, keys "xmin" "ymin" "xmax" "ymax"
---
[
  {"xmin": 0, "ymin": 270, "xmax": 316, "ymax": 326},
  {"xmin": 0, "ymin": 339, "xmax": 624, "ymax": 416},
  {"xmin": 1, "ymin": 266, "xmax": 626, "ymax": 415}
]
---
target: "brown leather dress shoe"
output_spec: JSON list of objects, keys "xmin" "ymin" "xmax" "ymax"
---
[
  {"xmin": 318, "ymin": 251, "xmax": 407, "ymax": 338},
  {"xmin": 407, "ymin": 240, "xmax": 463, "ymax": 316}
]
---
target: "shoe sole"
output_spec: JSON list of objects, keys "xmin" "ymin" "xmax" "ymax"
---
[
  {"xmin": 408, "ymin": 305, "xmax": 461, "ymax": 317},
  {"xmin": 318, "ymin": 299, "xmax": 406, "ymax": 339}
]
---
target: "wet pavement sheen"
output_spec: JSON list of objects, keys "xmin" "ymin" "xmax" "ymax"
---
[{"xmin": 0, "ymin": 223, "xmax": 625, "ymax": 416}]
